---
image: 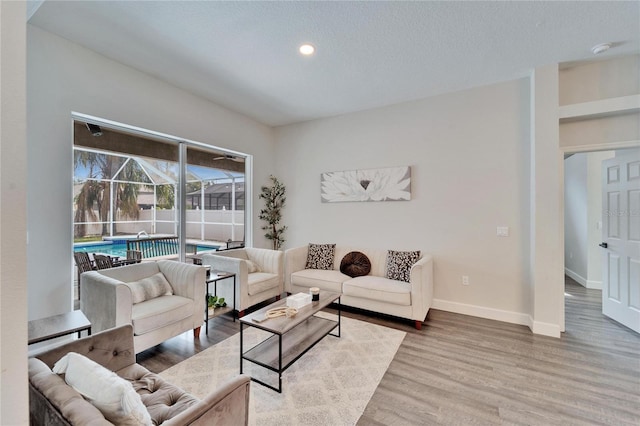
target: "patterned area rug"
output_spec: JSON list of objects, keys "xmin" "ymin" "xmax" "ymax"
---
[{"xmin": 159, "ymin": 313, "xmax": 405, "ymax": 426}]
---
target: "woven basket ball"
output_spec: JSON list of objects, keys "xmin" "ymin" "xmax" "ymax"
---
[{"xmin": 340, "ymin": 251, "xmax": 371, "ymax": 278}]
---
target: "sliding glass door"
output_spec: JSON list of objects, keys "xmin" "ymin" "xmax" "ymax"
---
[{"xmin": 72, "ymin": 117, "xmax": 248, "ymax": 299}]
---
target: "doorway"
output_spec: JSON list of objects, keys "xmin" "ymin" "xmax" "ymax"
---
[{"xmin": 563, "ymin": 147, "xmax": 640, "ymax": 334}]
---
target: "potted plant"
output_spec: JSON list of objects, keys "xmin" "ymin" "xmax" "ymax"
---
[
  {"xmin": 207, "ymin": 294, "xmax": 227, "ymax": 316},
  {"xmin": 259, "ymin": 175, "xmax": 287, "ymax": 250},
  {"xmin": 207, "ymin": 294, "xmax": 217, "ymax": 316}
]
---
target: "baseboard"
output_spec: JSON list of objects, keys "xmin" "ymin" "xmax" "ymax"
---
[
  {"xmin": 586, "ymin": 280, "xmax": 602, "ymax": 290},
  {"xmin": 564, "ymin": 268, "xmax": 587, "ymax": 287},
  {"xmin": 432, "ymin": 299, "xmax": 530, "ymax": 327},
  {"xmin": 529, "ymin": 316, "xmax": 561, "ymax": 338}
]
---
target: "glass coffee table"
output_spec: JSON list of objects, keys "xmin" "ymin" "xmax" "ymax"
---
[{"xmin": 239, "ymin": 291, "xmax": 341, "ymax": 393}]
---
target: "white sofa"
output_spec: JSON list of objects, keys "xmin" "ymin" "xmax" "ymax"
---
[
  {"xmin": 81, "ymin": 260, "xmax": 206, "ymax": 353},
  {"xmin": 284, "ymin": 245, "xmax": 433, "ymax": 329},
  {"xmin": 202, "ymin": 247, "xmax": 284, "ymax": 316}
]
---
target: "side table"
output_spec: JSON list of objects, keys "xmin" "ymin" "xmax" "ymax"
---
[
  {"xmin": 28, "ymin": 310, "xmax": 91, "ymax": 345},
  {"xmin": 205, "ymin": 270, "xmax": 236, "ymax": 335}
]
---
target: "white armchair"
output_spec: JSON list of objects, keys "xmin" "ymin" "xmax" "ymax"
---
[
  {"xmin": 201, "ymin": 248, "xmax": 283, "ymax": 316},
  {"xmin": 80, "ymin": 260, "xmax": 206, "ymax": 353}
]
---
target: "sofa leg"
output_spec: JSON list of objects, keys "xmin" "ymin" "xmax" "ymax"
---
[
  {"xmin": 193, "ymin": 326, "xmax": 201, "ymax": 338},
  {"xmin": 414, "ymin": 320, "xmax": 422, "ymax": 330}
]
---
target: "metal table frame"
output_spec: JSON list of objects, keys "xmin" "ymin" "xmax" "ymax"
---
[
  {"xmin": 239, "ymin": 295, "xmax": 341, "ymax": 393},
  {"xmin": 205, "ymin": 271, "xmax": 236, "ymax": 334}
]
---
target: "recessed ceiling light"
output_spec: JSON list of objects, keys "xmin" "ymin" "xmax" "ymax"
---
[
  {"xmin": 591, "ymin": 43, "xmax": 611, "ymax": 55},
  {"xmin": 299, "ymin": 44, "xmax": 315, "ymax": 56}
]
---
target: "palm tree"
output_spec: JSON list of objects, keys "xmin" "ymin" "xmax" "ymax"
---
[{"xmin": 73, "ymin": 151, "xmax": 146, "ymax": 238}]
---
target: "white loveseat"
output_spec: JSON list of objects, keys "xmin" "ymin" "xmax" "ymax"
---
[
  {"xmin": 81, "ymin": 260, "xmax": 206, "ymax": 353},
  {"xmin": 285, "ymin": 245, "xmax": 433, "ymax": 329},
  {"xmin": 202, "ymin": 248, "xmax": 284, "ymax": 316}
]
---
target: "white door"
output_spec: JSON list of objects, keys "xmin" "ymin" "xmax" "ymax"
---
[{"xmin": 601, "ymin": 149, "xmax": 640, "ymax": 333}]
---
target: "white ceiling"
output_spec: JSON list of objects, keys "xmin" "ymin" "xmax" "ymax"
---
[{"xmin": 28, "ymin": 1, "xmax": 640, "ymax": 127}]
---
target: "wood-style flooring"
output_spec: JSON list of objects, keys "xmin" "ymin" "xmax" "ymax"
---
[{"xmin": 137, "ymin": 278, "xmax": 640, "ymax": 425}]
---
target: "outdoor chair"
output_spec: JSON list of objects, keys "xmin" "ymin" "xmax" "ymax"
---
[
  {"xmin": 73, "ymin": 252, "xmax": 95, "ymax": 298},
  {"xmin": 93, "ymin": 254, "xmax": 113, "ymax": 270},
  {"xmin": 127, "ymin": 250, "xmax": 142, "ymax": 263}
]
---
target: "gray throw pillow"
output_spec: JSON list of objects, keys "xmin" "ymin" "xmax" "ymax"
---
[
  {"xmin": 385, "ymin": 250, "xmax": 421, "ymax": 283},
  {"xmin": 305, "ymin": 243, "xmax": 336, "ymax": 270}
]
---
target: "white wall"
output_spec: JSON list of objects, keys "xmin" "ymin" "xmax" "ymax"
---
[
  {"xmin": 0, "ymin": 2, "xmax": 29, "ymax": 423},
  {"xmin": 529, "ymin": 65, "xmax": 563, "ymax": 337},
  {"xmin": 564, "ymin": 154, "xmax": 589, "ymax": 281},
  {"xmin": 27, "ymin": 26, "xmax": 275, "ymax": 320},
  {"xmin": 559, "ymin": 55, "xmax": 640, "ymax": 105},
  {"xmin": 275, "ymin": 79, "xmax": 533, "ymax": 323},
  {"xmin": 559, "ymin": 54, "xmax": 640, "ymax": 150}
]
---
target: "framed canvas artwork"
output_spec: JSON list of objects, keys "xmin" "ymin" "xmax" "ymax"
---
[{"xmin": 321, "ymin": 166, "xmax": 411, "ymax": 203}]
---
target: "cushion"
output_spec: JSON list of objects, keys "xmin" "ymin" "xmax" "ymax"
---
[
  {"xmin": 343, "ymin": 276, "xmax": 411, "ymax": 305},
  {"xmin": 131, "ymin": 295, "xmax": 193, "ymax": 335},
  {"xmin": 305, "ymin": 243, "xmax": 336, "ymax": 270},
  {"xmin": 126, "ymin": 272, "xmax": 173, "ymax": 304},
  {"xmin": 340, "ymin": 251, "xmax": 372, "ymax": 277},
  {"xmin": 245, "ymin": 259, "xmax": 261, "ymax": 273},
  {"xmin": 385, "ymin": 250, "xmax": 421, "ymax": 283},
  {"xmin": 291, "ymin": 269, "xmax": 348, "ymax": 293},
  {"xmin": 247, "ymin": 272, "xmax": 280, "ymax": 295},
  {"xmin": 117, "ymin": 363, "xmax": 199, "ymax": 425},
  {"xmin": 52, "ymin": 352, "xmax": 152, "ymax": 425}
]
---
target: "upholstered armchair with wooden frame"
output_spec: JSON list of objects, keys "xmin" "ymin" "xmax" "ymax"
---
[
  {"xmin": 201, "ymin": 248, "xmax": 283, "ymax": 317},
  {"xmin": 81, "ymin": 260, "xmax": 206, "ymax": 353}
]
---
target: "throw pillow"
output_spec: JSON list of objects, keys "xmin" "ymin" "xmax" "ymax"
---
[
  {"xmin": 53, "ymin": 352, "xmax": 152, "ymax": 426},
  {"xmin": 245, "ymin": 259, "xmax": 261, "ymax": 273},
  {"xmin": 305, "ymin": 243, "xmax": 336, "ymax": 270},
  {"xmin": 386, "ymin": 250, "xmax": 421, "ymax": 283},
  {"xmin": 340, "ymin": 251, "xmax": 372, "ymax": 278},
  {"xmin": 126, "ymin": 272, "xmax": 173, "ymax": 304}
]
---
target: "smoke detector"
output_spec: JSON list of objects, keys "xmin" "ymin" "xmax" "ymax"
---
[{"xmin": 591, "ymin": 43, "xmax": 611, "ymax": 55}]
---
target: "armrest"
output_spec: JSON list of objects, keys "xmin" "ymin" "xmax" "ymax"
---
[
  {"xmin": 162, "ymin": 375, "xmax": 251, "ymax": 426},
  {"xmin": 409, "ymin": 254, "xmax": 434, "ymax": 321},
  {"xmin": 201, "ymin": 254, "xmax": 247, "ymax": 311},
  {"xmin": 284, "ymin": 246, "xmax": 308, "ymax": 293},
  {"xmin": 80, "ymin": 271, "xmax": 133, "ymax": 334}
]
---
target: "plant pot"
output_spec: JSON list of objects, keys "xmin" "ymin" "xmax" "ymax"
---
[{"xmin": 208, "ymin": 307, "xmax": 215, "ymax": 316}]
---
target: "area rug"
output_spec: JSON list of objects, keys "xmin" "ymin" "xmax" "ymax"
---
[{"xmin": 159, "ymin": 313, "xmax": 406, "ymax": 426}]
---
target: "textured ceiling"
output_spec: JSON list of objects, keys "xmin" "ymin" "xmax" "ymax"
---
[{"xmin": 29, "ymin": 1, "xmax": 640, "ymax": 126}]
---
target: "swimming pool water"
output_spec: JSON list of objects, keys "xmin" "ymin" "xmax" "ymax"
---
[{"xmin": 74, "ymin": 241, "xmax": 219, "ymax": 258}]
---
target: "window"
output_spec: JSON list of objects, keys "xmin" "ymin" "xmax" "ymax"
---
[{"xmin": 72, "ymin": 116, "xmax": 249, "ymax": 298}]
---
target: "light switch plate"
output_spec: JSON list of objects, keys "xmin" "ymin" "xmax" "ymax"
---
[{"xmin": 497, "ymin": 226, "xmax": 509, "ymax": 237}]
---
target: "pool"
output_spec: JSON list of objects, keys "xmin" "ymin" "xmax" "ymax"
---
[{"xmin": 74, "ymin": 240, "xmax": 220, "ymax": 258}]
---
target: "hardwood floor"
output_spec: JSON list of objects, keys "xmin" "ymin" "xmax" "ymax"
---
[{"xmin": 137, "ymin": 279, "xmax": 640, "ymax": 425}]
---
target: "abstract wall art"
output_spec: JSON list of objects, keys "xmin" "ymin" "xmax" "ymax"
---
[{"xmin": 321, "ymin": 166, "xmax": 411, "ymax": 203}]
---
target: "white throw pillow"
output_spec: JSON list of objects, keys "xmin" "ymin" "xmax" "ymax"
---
[
  {"xmin": 126, "ymin": 272, "xmax": 173, "ymax": 304},
  {"xmin": 53, "ymin": 352, "xmax": 152, "ymax": 426},
  {"xmin": 245, "ymin": 259, "xmax": 261, "ymax": 273}
]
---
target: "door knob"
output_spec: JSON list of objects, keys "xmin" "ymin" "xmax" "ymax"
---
[{"xmin": 599, "ymin": 242, "xmax": 608, "ymax": 248}]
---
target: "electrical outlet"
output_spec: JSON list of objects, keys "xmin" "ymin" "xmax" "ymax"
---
[
  {"xmin": 497, "ymin": 226, "xmax": 510, "ymax": 237},
  {"xmin": 462, "ymin": 275, "xmax": 470, "ymax": 286}
]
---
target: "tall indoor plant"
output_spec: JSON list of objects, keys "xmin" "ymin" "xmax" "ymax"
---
[{"xmin": 259, "ymin": 175, "xmax": 287, "ymax": 250}]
